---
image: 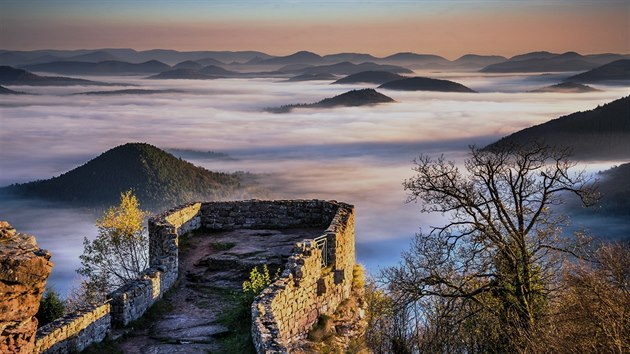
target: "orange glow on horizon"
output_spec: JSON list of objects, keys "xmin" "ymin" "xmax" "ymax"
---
[{"xmin": 1, "ymin": 3, "xmax": 628, "ymax": 58}]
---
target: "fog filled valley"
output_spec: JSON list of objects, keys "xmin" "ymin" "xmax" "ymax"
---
[{"xmin": 1, "ymin": 65, "xmax": 628, "ymax": 298}]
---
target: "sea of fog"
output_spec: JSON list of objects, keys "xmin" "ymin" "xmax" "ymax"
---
[{"xmin": 1, "ymin": 71, "xmax": 628, "ymax": 297}]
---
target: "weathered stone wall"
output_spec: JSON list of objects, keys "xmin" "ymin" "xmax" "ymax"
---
[
  {"xmin": 105, "ymin": 202, "xmax": 203, "ymax": 327},
  {"xmin": 149, "ymin": 202, "xmax": 201, "ymax": 293},
  {"xmin": 0, "ymin": 221, "xmax": 53, "ymax": 354},
  {"xmin": 32, "ymin": 202, "xmax": 202, "ymax": 353},
  {"xmin": 108, "ymin": 269, "xmax": 162, "ymax": 327},
  {"xmin": 34, "ymin": 303, "xmax": 110, "ymax": 354},
  {"xmin": 23, "ymin": 199, "xmax": 354, "ymax": 354},
  {"xmin": 199, "ymin": 199, "xmax": 338, "ymax": 230},
  {"xmin": 250, "ymin": 202, "xmax": 355, "ymax": 353}
]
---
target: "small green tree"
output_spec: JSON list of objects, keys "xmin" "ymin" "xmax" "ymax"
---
[
  {"xmin": 37, "ymin": 288, "xmax": 65, "ymax": 327},
  {"xmin": 77, "ymin": 190, "xmax": 148, "ymax": 302}
]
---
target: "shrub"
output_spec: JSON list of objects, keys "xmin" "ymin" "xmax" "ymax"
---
[
  {"xmin": 37, "ymin": 288, "xmax": 65, "ymax": 327},
  {"xmin": 242, "ymin": 265, "xmax": 278, "ymax": 303}
]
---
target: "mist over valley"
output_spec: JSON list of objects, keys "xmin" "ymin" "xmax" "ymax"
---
[{"xmin": 1, "ymin": 55, "xmax": 629, "ymax": 297}]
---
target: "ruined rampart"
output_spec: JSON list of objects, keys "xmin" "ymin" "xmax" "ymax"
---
[
  {"xmin": 1, "ymin": 200, "xmax": 355, "ymax": 353},
  {"xmin": 251, "ymin": 203, "xmax": 355, "ymax": 353}
]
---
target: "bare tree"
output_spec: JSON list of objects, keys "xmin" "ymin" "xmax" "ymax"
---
[
  {"xmin": 536, "ymin": 241, "xmax": 630, "ymax": 353},
  {"xmin": 382, "ymin": 142, "xmax": 598, "ymax": 352}
]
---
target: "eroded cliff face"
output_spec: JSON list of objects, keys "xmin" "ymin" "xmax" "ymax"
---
[{"xmin": 0, "ymin": 221, "xmax": 53, "ymax": 354}]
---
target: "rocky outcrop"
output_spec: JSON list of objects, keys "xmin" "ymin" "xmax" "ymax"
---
[{"xmin": 0, "ymin": 221, "xmax": 53, "ymax": 354}]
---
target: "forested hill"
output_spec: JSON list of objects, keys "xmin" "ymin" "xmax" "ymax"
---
[
  {"xmin": 485, "ymin": 96, "xmax": 630, "ymax": 160},
  {"xmin": 2, "ymin": 143, "xmax": 245, "ymax": 209},
  {"xmin": 266, "ymin": 88, "xmax": 394, "ymax": 113},
  {"xmin": 597, "ymin": 163, "xmax": 630, "ymax": 216}
]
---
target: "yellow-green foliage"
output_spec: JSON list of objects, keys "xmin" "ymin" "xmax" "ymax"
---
[
  {"xmin": 242, "ymin": 265, "xmax": 274, "ymax": 298},
  {"xmin": 352, "ymin": 264, "xmax": 365, "ymax": 292},
  {"xmin": 97, "ymin": 190, "xmax": 146, "ymax": 243},
  {"xmin": 77, "ymin": 190, "xmax": 149, "ymax": 299}
]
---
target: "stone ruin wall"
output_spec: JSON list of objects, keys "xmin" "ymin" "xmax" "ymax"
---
[
  {"xmin": 31, "ymin": 202, "xmax": 202, "ymax": 354},
  {"xmin": 251, "ymin": 204, "xmax": 355, "ymax": 353},
  {"xmin": 33, "ymin": 304, "xmax": 110, "ymax": 354},
  {"xmin": 1, "ymin": 199, "xmax": 355, "ymax": 353}
]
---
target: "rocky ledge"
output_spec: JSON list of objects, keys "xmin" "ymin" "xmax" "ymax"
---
[{"xmin": 0, "ymin": 221, "xmax": 53, "ymax": 354}]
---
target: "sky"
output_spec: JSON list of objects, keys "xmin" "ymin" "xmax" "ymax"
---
[{"xmin": 1, "ymin": 0, "xmax": 629, "ymax": 58}]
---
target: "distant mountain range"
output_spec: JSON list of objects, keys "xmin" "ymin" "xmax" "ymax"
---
[
  {"xmin": 22, "ymin": 60, "xmax": 171, "ymax": 75},
  {"xmin": 173, "ymin": 60, "xmax": 204, "ymax": 70},
  {"xmin": 333, "ymin": 71, "xmax": 406, "ymax": 85},
  {"xmin": 147, "ymin": 68, "xmax": 222, "ymax": 80},
  {"xmin": 146, "ymin": 64, "xmax": 242, "ymax": 79},
  {"xmin": 379, "ymin": 52, "xmax": 450, "ymax": 66},
  {"xmin": 146, "ymin": 61, "xmax": 412, "ymax": 80},
  {"xmin": 77, "ymin": 89, "xmax": 180, "ymax": 95},
  {"xmin": 452, "ymin": 54, "xmax": 507, "ymax": 67},
  {"xmin": 0, "ymin": 49, "xmax": 271, "ymax": 66},
  {"xmin": 300, "ymin": 62, "xmax": 413, "ymax": 75},
  {"xmin": 198, "ymin": 65, "xmax": 240, "ymax": 76},
  {"xmin": 480, "ymin": 51, "xmax": 630, "ymax": 73},
  {"xmin": 1, "ymin": 143, "xmax": 246, "ymax": 209},
  {"xmin": 486, "ymin": 96, "xmax": 630, "ymax": 160},
  {"xmin": 378, "ymin": 77, "xmax": 476, "ymax": 92},
  {"xmin": 565, "ymin": 59, "xmax": 630, "ymax": 83},
  {"xmin": 286, "ymin": 73, "xmax": 338, "ymax": 82},
  {"xmin": 259, "ymin": 50, "xmax": 324, "ymax": 65},
  {"xmin": 529, "ymin": 82, "xmax": 599, "ymax": 93},
  {"xmin": 4, "ymin": 49, "xmax": 629, "ymax": 77},
  {"xmin": 0, "ymin": 66, "xmax": 111, "ymax": 86},
  {"xmin": 266, "ymin": 88, "xmax": 394, "ymax": 113},
  {"xmin": 322, "ymin": 53, "xmax": 378, "ymax": 63}
]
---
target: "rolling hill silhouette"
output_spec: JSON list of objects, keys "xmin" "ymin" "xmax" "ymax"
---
[
  {"xmin": 2, "ymin": 143, "xmax": 244, "ymax": 208},
  {"xmin": 198, "ymin": 65, "xmax": 241, "ymax": 76},
  {"xmin": 261, "ymin": 51, "xmax": 324, "ymax": 65},
  {"xmin": 173, "ymin": 60, "xmax": 204, "ymax": 70},
  {"xmin": 333, "ymin": 71, "xmax": 405, "ymax": 85},
  {"xmin": 0, "ymin": 66, "xmax": 111, "ymax": 86},
  {"xmin": 286, "ymin": 73, "xmax": 338, "ymax": 81},
  {"xmin": 147, "ymin": 69, "xmax": 222, "ymax": 80},
  {"xmin": 22, "ymin": 60, "xmax": 171, "ymax": 75},
  {"xmin": 266, "ymin": 88, "xmax": 395, "ymax": 113},
  {"xmin": 529, "ymin": 82, "xmax": 599, "ymax": 93},
  {"xmin": 485, "ymin": 96, "xmax": 630, "ymax": 159},
  {"xmin": 378, "ymin": 77, "xmax": 476, "ymax": 92},
  {"xmin": 0, "ymin": 85, "xmax": 25, "ymax": 94},
  {"xmin": 566, "ymin": 59, "xmax": 630, "ymax": 83},
  {"xmin": 481, "ymin": 52, "xmax": 597, "ymax": 73},
  {"xmin": 302, "ymin": 62, "xmax": 412, "ymax": 75}
]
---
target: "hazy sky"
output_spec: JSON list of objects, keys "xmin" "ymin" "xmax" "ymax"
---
[{"xmin": 1, "ymin": 0, "xmax": 628, "ymax": 58}]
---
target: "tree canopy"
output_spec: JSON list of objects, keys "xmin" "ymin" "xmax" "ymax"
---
[{"xmin": 77, "ymin": 191, "xmax": 149, "ymax": 302}]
